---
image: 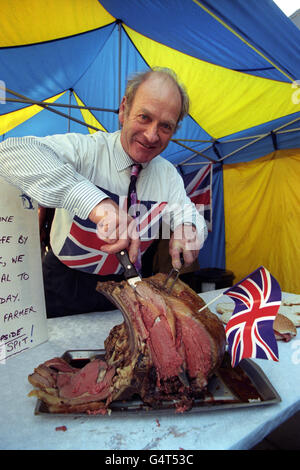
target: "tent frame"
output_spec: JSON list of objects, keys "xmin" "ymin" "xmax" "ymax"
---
[{"xmin": 1, "ymin": 84, "xmax": 300, "ymax": 164}]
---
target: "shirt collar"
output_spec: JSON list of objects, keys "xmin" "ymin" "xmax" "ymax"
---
[{"xmin": 114, "ymin": 131, "xmax": 148, "ymax": 172}]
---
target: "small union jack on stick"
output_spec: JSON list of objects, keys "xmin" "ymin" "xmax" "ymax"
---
[{"xmin": 224, "ymin": 266, "xmax": 282, "ymax": 367}]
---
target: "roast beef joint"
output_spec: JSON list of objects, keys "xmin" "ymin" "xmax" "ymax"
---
[{"xmin": 28, "ymin": 274, "xmax": 226, "ymax": 414}]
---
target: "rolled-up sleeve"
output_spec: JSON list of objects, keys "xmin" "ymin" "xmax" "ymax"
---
[{"xmin": 0, "ymin": 135, "xmax": 108, "ymax": 219}]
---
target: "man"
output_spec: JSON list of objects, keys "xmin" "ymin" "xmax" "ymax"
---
[{"xmin": 0, "ymin": 67, "xmax": 207, "ymax": 317}]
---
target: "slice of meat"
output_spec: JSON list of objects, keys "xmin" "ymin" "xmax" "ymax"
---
[
  {"xmin": 134, "ymin": 282, "xmax": 184, "ymax": 381},
  {"xmin": 43, "ymin": 357, "xmax": 79, "ymax": 373},
  {"xmin": 57, "ymin": 360, "xmax": 115, "ymax": 400}
]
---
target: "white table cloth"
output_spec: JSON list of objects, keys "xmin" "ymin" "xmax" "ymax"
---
[{"xmin": 1, "ymin": 289, "xmax": 299, "ymax": 450}]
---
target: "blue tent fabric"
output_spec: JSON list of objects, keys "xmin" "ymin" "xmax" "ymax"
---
[
  {"xmin": 100, "ymin": 0, "xmax": 300, "ymax": 80},
  {"xmin": 1, "ymin": 26, "xmax": 115, "ymax": 115},
  {"xmin": 197, "ymin": 163, "xmax": 225, "ymax": 269}
]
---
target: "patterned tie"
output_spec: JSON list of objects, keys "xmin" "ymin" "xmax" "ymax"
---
[{"xmin": 127, "ymin": 164, "xmax": 142, "ymax": 272}]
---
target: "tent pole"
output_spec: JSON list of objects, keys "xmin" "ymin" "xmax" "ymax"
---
[
  {"xmin": 3, "ymin": 87, "xmax": 102, "ymax": 133},
  {"xmin": 172, "ymin": 138, "xmax": 213, "ymax": 143},
  {"xmin": 220, "ymin": 133, "xmax": 269, "ymax": 161},
  {"xmin": 171, "ymin": 140, "xmax": 217, "ymax": 163},
  {"xmin": 273, "ymin": 116, "xmax": 300, "ymax": 132},
  {"xmin": 68, "ymin": 89, "xmax": 72, "ymax": 133},
  {"xmin": 276, "ymin": 127, "xmax": 300, "ymax": 134},
  {"xmin": 3, "ymin": 96, "xmax": 118, "ymax": 114},
  {"xmin": 180, "ymin": 162, "xmax": 214, "ymax": 166},
  {"xmin": 219, "ymin": 133, "xmax": 269, "ymax": 143},
  {"xmin": 271, "ymin": 131, "xmax": 278, "ymax": 151}
]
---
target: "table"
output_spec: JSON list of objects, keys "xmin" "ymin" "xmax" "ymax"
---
[{"xmin": 1, "ymin": 289, "xmax": 299, "ymax": 450}]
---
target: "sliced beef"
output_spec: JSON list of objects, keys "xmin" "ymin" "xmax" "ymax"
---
[
  {"xmin": 28, "ymin": 274, "xmax": 226, "ymax": 413},
  {"xmin": 56, "ymin": 360, "xmax": 115, "ymax": 401},
  {"xmin": 28, "ymin": 358, "xmax": 116, "ymax": 413}
]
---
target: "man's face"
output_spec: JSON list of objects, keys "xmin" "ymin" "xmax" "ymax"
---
[{"xmin": 119, "ymin": 75, "xmax": 182, "ymax": 164}]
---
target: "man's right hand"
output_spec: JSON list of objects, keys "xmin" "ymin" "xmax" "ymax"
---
[{"xmin": 89, "ymin": 198, "xmax": 140, "ymax": 264}]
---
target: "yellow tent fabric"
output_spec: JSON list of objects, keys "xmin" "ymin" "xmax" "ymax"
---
[
  {"xmin": 0, "ymin": 91, "xmax": 65, "ymax": 135},
  {"xmin": 73, "ymin": 92, "xmax": 107, "ymax": 133},
  {"xmin": 0, "ymin": 0, "xmax": 114, "ymax": 47},
  {"xmin": 223, "ymin": 148, "xmax": 300, "ymax": 293}
]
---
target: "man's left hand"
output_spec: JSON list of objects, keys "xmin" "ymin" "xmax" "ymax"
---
[{"xmin": 169, "ymin": 224, "xmax": 204, "ymax": 270}]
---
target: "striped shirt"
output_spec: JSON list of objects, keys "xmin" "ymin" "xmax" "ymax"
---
[{"xmin": 0, "ymin": 130, "xmax": 207, "ymax": 275}]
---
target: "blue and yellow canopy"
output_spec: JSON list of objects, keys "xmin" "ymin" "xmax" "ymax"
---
[{"xmin": 1, "ymin": 0, "xmax": 300, "ymax": 292}]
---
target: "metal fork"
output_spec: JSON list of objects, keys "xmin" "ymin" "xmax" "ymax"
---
[{"xmin": 163, "ymin": 253, "xmax": 184, "ymax": 293}]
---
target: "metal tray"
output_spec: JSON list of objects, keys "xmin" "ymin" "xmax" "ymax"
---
[{"xmin": 34, "ymin": 349, "xmax": 281, "ymax": 416}]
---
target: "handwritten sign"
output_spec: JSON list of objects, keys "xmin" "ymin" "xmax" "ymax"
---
[{"xmin": 0, "ymin": 177, "xmax": 48, "ymax": 361}]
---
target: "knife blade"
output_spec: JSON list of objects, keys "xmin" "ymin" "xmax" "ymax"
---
[{"xmin": 116, "ymin": 249, "xmax": 142, "ymax": 288}]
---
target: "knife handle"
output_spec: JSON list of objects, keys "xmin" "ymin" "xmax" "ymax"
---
[{"xmin": 116, "ymin": 250, "xmax": 139, "ymax": 278}]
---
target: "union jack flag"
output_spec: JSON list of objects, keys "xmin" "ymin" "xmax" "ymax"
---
[
  {"xmin": 181, "ymin": 163, "xmax": 212, "ymax": 231},
  {"xmin": 224, "ymin": 266, "xmax": 281, "ymax": 367},
  {"xmin": 58, "ymin": 187, "xmax": 166, "ymax": 275}
]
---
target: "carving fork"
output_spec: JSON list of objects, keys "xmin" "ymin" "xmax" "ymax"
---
[{"xmin": 163, "ymin": 253, "xmax": 185, "ymax": 293}]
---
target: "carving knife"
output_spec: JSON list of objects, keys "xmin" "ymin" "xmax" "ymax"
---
[{"xmin": 116, "ymin": 249, "xmax": 142, "ymax": 288}]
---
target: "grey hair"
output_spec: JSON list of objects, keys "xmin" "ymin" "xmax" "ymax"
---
[{"xmin": 123, "ymin": 67, "xmax": 189, "ymax": 130}]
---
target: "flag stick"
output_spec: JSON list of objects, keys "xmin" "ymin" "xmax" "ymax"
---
[{"xmin": 198, "ymin": 292, "xmax": 225, "ymax": 313}]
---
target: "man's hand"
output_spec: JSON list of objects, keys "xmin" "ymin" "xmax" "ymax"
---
[
  {"xmin": 169, "ymin": 224, "xmax": 203, "ymax": 270},
  {"xmin": 89, "ymin": 199, "xmax": 140, "ymax": 263}
]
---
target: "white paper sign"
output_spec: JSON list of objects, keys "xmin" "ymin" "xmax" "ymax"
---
[{"xmin": 0, "ymin": 177, "xmax": 48, "ymax": 361}]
